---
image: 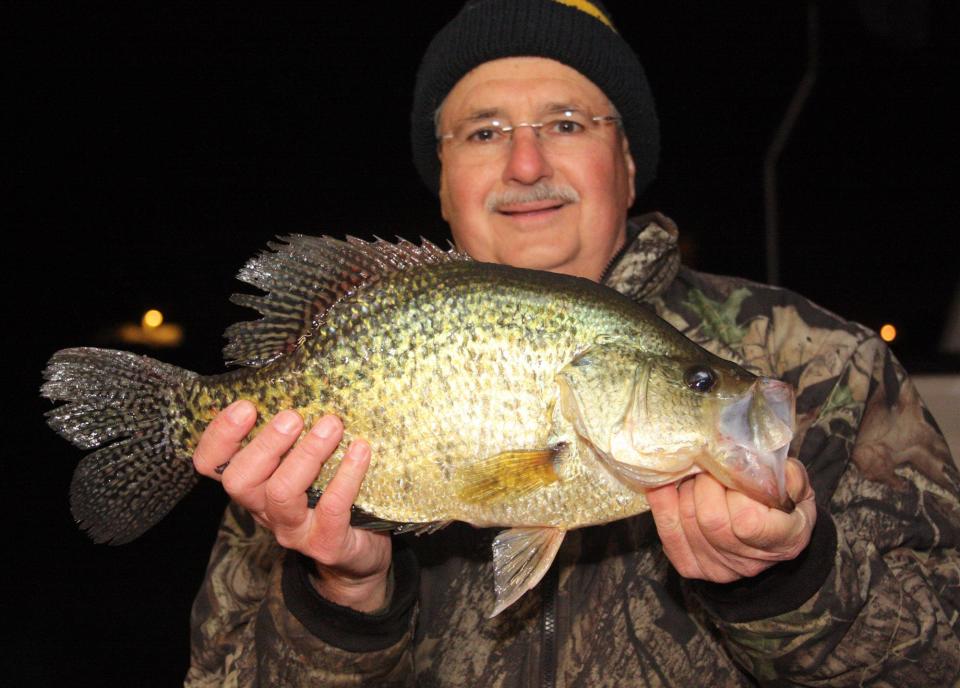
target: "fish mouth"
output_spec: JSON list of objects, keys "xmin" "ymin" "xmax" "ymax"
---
[{"xmin": 712, "ymin": 378, "xmax": 796, "ymax": 511}]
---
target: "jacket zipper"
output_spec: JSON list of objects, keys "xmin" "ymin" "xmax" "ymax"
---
[
  {"xmin": 540, "ymin": 564, "xmax": 558, "ymax": 688},
  {"xmin": 599, "ymin": 221, "xmax": 640, "ymax": 285}
]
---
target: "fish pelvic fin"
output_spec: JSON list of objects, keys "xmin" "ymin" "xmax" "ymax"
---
[
  {"xmin": 224, "ymin": 235, "xmax": 470, "ymax": 367},
  {"xmin": 347, "ymin": 505, "xmax": 452, "ymax": 535},
  {"xmin": 457, "ymin": 447, "xmax": 562, "ymax": 505},
  {"xmin": 41, "ymin": 347, "xmax": 198, "ymax": 544},
  {"xmin": 490, "ymin": 526, "xmax": 566, "ymax": 617}
]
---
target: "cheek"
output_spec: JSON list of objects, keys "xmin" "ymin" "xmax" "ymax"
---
[
  {"xmin": 442, "ymin": 169, "xmax": 497, "ymax": 259},
  {"xmin": 573, "ymin": 146, "xmax": 631, "ymax": 212},
  {"xmin": 442, "ymin": 166, "xmax": 488, "ymax": 221}
]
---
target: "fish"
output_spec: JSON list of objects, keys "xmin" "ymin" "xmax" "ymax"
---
[{"xmin": 41, "ymin": 235, "xmax": 796, "ymax": 616}]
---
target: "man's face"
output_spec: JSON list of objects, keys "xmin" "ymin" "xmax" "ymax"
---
[{"xmin": 437, "ymin": 57, "xmax": 636, "ymax": 282}]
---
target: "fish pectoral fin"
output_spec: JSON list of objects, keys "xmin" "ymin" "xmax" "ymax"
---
[
  {"xmin": 456, "ymin": 447, "xmax": 561, "ymax": 505},
  {"xmin": 490, "ymin": 526, "xmax": 566, "ymax": 618}
]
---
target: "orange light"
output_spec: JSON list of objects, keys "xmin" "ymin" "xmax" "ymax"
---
[
  {"xmin": 117, "ymin": 309, "xmax": 183, "ymax": 347},
  {"xmin": 142, "ymin": 309, "xmax": 164, "ymax": 329},
  {"xmin": 118, "ymin": 321, "xmax": 184, "ymax": 347},
  {"xmin": 880, "ymin": 324, "xmax": 897, "ymax": 342}
]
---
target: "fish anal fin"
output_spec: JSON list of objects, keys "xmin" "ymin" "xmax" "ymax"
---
[
  {"xmin": 490, "ymin": 527, "xmax": 566, "ymax": 617},
  {"xmin": 457, "ymin": 447, "xmax": 561, "ymax": 505}
]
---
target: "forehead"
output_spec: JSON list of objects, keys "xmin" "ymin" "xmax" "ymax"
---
[{"xmin": 441, "ymin": 57, "xmax": 611, "ymax": 123}]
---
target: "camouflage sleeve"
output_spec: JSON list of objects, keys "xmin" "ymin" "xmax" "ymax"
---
[
  {"xmin": 693, "ymin": 323, "xmax": 960, "ymax": 684},
  {"xmin": 185, "ymin": 501, "xmax": 419, "ymax": 687}
]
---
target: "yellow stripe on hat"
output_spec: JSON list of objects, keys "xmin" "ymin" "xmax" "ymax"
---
[{"xmin": 552, "ymin": 0, "xmax": 617, "ymax": 32}]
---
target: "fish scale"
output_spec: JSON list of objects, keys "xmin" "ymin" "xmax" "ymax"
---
[
  {"xmin": 41, "ymin": 235, "xmax": 796, "ymax": 615},
  {"xmin": 292, "ymin": 262, "xmax": 631, "ymax": 525}
]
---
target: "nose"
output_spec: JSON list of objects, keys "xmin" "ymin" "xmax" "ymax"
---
[{"xmin": 501, "ymin": 127, "xmax": 553, "ymax": 185}]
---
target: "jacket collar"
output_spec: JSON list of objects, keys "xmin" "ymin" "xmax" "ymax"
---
[{"xmin": 602, "ymin": 212, "xmax": 681, "ymax": 302}]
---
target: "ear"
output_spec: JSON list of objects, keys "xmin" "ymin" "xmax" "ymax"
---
[
  {"xmin": 439, "ymin": 172, "xmax": 451, "ymax": 222},
  {"xmin": 621, "ymin": 134, "xmax": 637, "ymax": 208},
  {"xmin": 437, "ymin": 148, "xmax": 451, "ymax": 222}
]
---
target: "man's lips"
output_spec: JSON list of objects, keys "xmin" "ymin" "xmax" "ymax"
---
[{"xmin": 496, "ymin": 200, "xmax": 567, "ymax": 216}]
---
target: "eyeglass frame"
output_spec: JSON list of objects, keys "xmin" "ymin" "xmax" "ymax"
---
[{"xmin": 436, "ymin": 111, "xmax": 623, "ymax": 147}]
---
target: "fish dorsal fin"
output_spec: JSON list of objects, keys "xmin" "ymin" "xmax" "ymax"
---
[
  {"xmin": 224, "ymin": 235, "xmax": 468, "ymax": 366},
  {"xmin": 490, "ymin": 527, "xmax": 566, "ymax": 617}
]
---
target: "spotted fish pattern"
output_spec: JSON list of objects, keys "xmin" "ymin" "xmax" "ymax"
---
[{"xmin": 186, "ymin": 214, "xmax": 960, "ymax": 687}]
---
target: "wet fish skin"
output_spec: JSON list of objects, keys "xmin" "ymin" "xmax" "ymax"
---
[
  {"xmin": 186, "ymin": 259, "xmax": 762, "ymax": 527},
  {"xmin": 41, "ymin": 236, "xmax": 795, "ymax": 614}
]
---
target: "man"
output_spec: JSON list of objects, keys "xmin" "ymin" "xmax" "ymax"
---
[{"xmin": 187, "ymin": 1, "xmax": 960, "ymax": 685}]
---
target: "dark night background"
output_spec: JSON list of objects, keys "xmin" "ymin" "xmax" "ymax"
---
[{"xmin": 7, "ymin": 2, "xmax": 958, "ymax": 684}]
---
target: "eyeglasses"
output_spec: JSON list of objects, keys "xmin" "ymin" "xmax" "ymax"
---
[{"xmin": 438, "ymin": 108, "xmax": 621, "ymax": 160}]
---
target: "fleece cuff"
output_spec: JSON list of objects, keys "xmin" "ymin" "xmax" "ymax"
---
[
  {"xmin": 690, "ymin": 504, "xmax": 838, "ymax": 623},
  {"xmin": 282, "ymin": 543, "xmax": 419, "ymax": 652}
]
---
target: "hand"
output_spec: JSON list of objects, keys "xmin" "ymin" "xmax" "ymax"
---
[
  {"xmin": 193, "ymin": 401, "xmax": 393, "ymax": 612},
  {"xmin": 646, "ymin": 458, "xmax": 815, "ymax": 583}
]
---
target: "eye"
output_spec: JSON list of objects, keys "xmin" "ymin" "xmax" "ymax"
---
[
  {"xmin": 548, "ymin": 118, "xmax": 586, "ymax": 135},
  {"xmin": 466, "ymin": 127, "xmax": 502, "ymax": 144},
  {"xmin": 684, "ymin": 365, "xmax": 717, "ymax": 393}
]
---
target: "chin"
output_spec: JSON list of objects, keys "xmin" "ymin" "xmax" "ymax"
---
[
  {"xmin": 499, "ymin": 240, "xmax": 578, "ymax": 271},
  {"xmin": 504, "ymin": 252, "xmax": 572, "ymax": 273}
]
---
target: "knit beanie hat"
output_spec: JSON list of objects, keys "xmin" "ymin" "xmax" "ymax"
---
[{"xmin": 411, "ymin": 0, "xmax": 659, "ymax": 199}]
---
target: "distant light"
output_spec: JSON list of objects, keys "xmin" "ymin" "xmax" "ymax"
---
[
  {"xmin": 142, "ymin": 309, "xmax": 164, "ymax": 329},
  {"xmin": 117, "ymin": 310, "xmax": 183, "ymax": 348},
  {"xmin": 880, "ymin": 324, "xmax": 897, "ymax": 342}
]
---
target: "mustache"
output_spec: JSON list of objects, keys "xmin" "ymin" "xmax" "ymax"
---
[{"xmin": 485, "ymin": 183, "xmax": 580, "ymax": 212}]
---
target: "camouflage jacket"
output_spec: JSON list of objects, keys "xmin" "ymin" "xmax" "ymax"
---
[{"xmin": 186, "ymin": 213, "xmax": 960, "ymax": 687}]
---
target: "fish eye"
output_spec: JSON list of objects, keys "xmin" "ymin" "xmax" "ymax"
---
[{"xmin": 684, "ymin": 365, "xmax": 717, "ymax": 393}]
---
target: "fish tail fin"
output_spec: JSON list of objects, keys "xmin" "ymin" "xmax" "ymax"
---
[{"xmin": 41, "ymin": 347, "xmax": 200, "ymax": 544}]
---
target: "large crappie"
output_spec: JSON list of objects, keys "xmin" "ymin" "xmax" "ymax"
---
[{"xmin": 42, "ymin": 236, "xmax": 795, "ymax": 615}]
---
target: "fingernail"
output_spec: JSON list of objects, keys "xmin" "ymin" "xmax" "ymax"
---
[
  {"xmin": 349, "ymin": 441, "xmax": 371, "ymax": 463},
  {"xmin": 273, "ymin": 411, "xmax": 301, "ymax": 434},
  {"xmin": 225, "ymin": 401, "xmax": 255, "ymax": 425},
  {"xmin": 311, "ymin": 416, "xmax": 338, "ymax": 440}
]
